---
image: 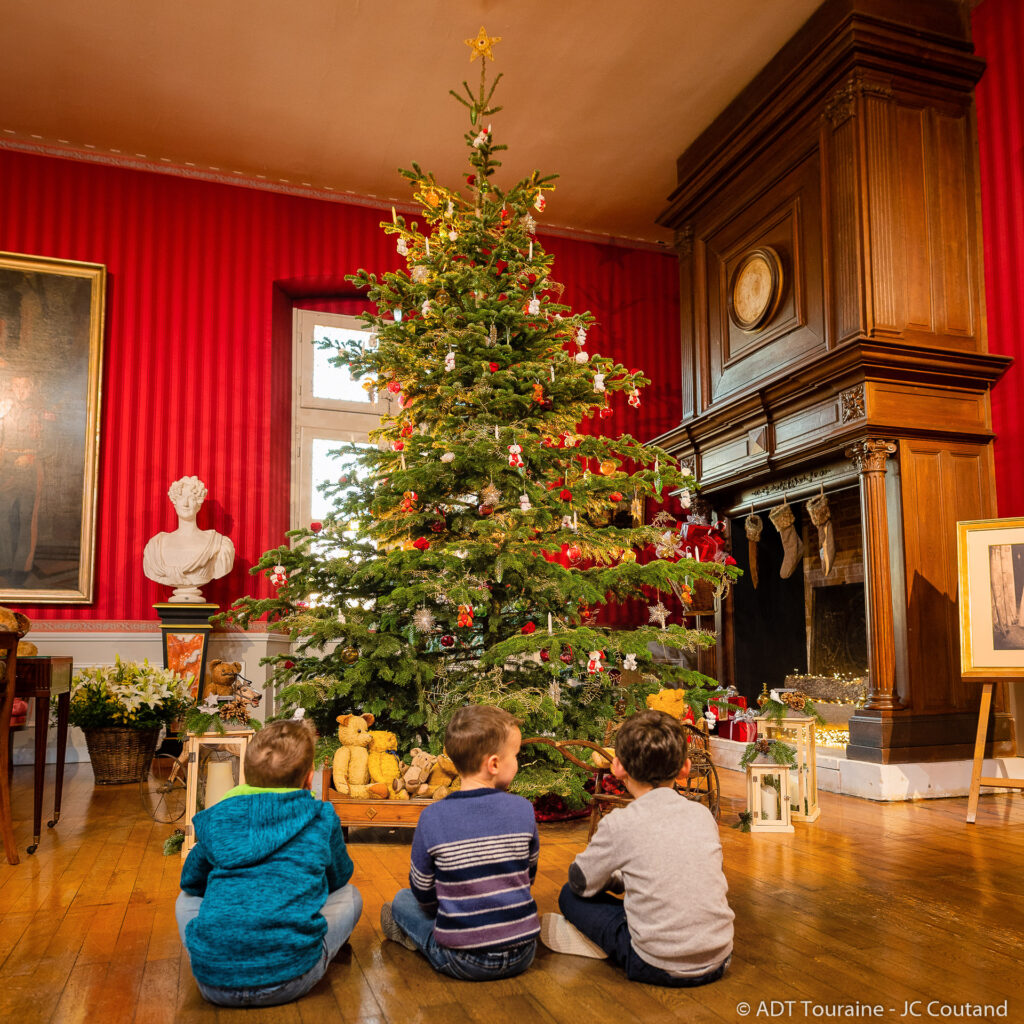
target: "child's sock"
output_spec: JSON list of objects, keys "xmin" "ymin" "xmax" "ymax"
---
[
  {"xmin": 539, "ymin": 914, "xmax": 608, "ymax": 959},
  {"xmin": 380, "ymin": 903, "xmax": 418, "ymax": 951}
]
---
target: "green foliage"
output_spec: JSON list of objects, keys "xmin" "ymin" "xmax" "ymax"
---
[
  {"xmin": 739, "ymin": 739, "xmax": 797, "ymax": 770},
  {"xmin": 163, "ymin": 829, "xmax": 185, "ymax": 855},
  {"xmin": 179, "ymin": 706, "xmax": 261, "ymax": 736},
  {"xmin": 224, "ymin": 57, "xmax": 740, "ymax": 770},
  {"xmin": 63, "ymin": 656, "xmax": 191, "ymax": 731},
  {"xmin": 732, "ymin": 810, "xmax": 753, "ymax": 833},
  {"xmin": 759, "ymin": 697, "xmax": 826, "ymax": 727}
]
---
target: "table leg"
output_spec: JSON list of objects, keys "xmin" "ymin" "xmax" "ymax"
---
[
  {"xmin": 28, "ymin": 693, "xmax": 47, "ymax": 854},
  {"xmin": 966, "ymin": 682, "xmax": 993, "ymax": 825},
  {"xmin": 49, "ymin": 691, "xmax": 69, "ymax": 829}
]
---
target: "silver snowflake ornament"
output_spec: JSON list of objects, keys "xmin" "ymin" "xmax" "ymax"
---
[
  {"xmin": 412, "ymin": 608, "xmax": 436, "ymax": 632},
  {"xmin": 647, "ymin": 601, "xmax": 670, "ymax": 628}
]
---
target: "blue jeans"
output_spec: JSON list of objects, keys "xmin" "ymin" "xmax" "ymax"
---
[
  {"xmin": 390, "ymin": 887, "xmax": 536, "ymax": 981},
  {"xmin": 175, "ymin": 884, "xmax": 362, "ymax": 1007},
  {"xmin": 558, "ymin": 884, "xmax": 730, "ymax": 988}
]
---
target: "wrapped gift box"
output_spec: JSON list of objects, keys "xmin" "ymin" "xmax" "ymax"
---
[{"xmin": 719, "ymin": 719, "xmax": 757, "ymax": 742}]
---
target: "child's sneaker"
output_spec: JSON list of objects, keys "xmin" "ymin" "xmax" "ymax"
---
[
  {"xmin": 380, "ymin": 903, "xmax": 418, "ymax": 951},
  {"xmin": 539, "ymin": 913, "xmax": 608, "ymax": 959}
]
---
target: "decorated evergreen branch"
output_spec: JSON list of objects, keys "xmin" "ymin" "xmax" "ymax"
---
[
  {"xmin": 738, "ymin": 737, "xmax": 797, "ymax": 770},
  {"xmin": 224, "ymin": 30, "xmax": 740, "ymax": 792},
  {"xmin": 758, "ymin": 695, "xmax": 826, "ymax": 727}
]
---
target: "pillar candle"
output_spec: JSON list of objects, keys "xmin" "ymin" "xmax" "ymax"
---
[{"xmin": 760, "ymin": 782, "xmax": 780, "ymax": 821}]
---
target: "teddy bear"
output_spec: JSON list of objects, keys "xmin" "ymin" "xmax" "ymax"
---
[
  {"xmin": 425, "ymin": 751, "xmax": 460, "ymax": 800},
  {"xmin": 332, "ymin": 713, "xmax": 379, "ymax": 799},
  {"xmin": 0, "ymin": 607, "xmax": 37, "ymax": 656},
  {"xmin": 366, "ymin": 729, "xmax": 401, "ymax": 799},
  {"xmin": 392, "ymin": 748, "xmax": 437, "ymax": 799},
  {"xmin": 646, "ymin": 688, "xmax": 690, "ymax": 721},
  {"xmin": 205, "ymin": 659, "xmax": 243, "ymax": 697}
]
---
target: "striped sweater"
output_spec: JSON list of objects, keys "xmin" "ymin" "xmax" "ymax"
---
[{"xmin": 409, "ymin": 787, "xmax": 540, "ymax": 950}]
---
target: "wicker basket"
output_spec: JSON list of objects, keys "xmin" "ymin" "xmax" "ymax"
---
[{"xmin": 83, "ymin": 727, "xmax": 161, "ymax": 785}]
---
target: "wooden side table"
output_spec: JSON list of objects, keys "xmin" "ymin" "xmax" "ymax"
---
[{"xmin": 15, "ymin": 655, "xmax": 72, "ymax": 855}]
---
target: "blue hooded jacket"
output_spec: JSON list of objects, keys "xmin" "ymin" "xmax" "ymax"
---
[{"xmin": 180, "ymin": 789, "xmax": 353, "ymax": 988}]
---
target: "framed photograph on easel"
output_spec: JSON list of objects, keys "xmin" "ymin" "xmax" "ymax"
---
[
  {"xmin": 957, "ymin": 517, "xmax": 1024, "ymax": 679},
  {"xmin": 956, "ymin": 517, "xmax": 1024, "ymax": 822}
]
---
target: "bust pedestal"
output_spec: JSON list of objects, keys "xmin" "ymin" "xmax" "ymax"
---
[{"xmin": 155, "ymin": 603, "xmax": 218, "ymax": 702}]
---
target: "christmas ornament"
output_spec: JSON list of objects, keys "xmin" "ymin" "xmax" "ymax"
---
[
  {"xmin": 400, "ymin": 490, "xmax": 418, "ymax": 511},
  {"xmin": 472, "ymin": 126, "xmax": 489, "ymax": 148},
  {"xmin": 457, "ymin": 604, "xmax": 474, "ymax": 627},
  {"xmin": 400, "ymin": 424, "xmax": 414, "ymax": 437},
  {"xmin": 647, "ymin": 601, "xmax": 670, "ymax": 628},
  {"xmin": 593, "ymin": 373, "xmax": 606, "ymax": 392},
  {"xmin": 489, "ymin": 323, "xmax": 498, "ymax": 346},
  {"xmin": 745, "ymin": 511, "xmax": 763, "ymax": 590},
  {"xmin": 574, "ymin": 351, "xmax": 589, "ymax": 364},
  {"xmin": 609, "ymin": 491, "xmax": 623, "ymax": 503},
  {"xmin": 397, "ymin": 237, "xmax": 408, "ymax": 256},
  {"xmin": 478, "ymin": 504, "xmax": 494, "ymax": 516},
  {"xmin": 623, "ymin": 653, "xmax": 638, "ymax": 671},
  {"xmin": 566, "ymin": 543, "xmax": 582, "ymax": 563},
  {"xmin": 769, "ymin": 499, "xmax": 804, "ymax": 579},
  {"xmin": 621, "ymin": 550, "xmax": 637, "ymax": 563},
  {"xmin": 392, "ymin": 441, "xmax": 404, "ymax": 452},
  {"xmin": 548, "ymin": 680, "xmax": 562, "ymax": 704},
  {"xmin": 560, "ymin": 515, "xmax": 575, "ymax": 531},
  {"xmin": 508, "ymin": 444, "xmax": 524, "ymax": 468},
  {"xmin": 599, "ymin": 405, "xmax": 613, "ymax": 419},
  {"xmin": 421, "ymin": 299, "xmax": 432, "ymax": 317},
  {"xmin": 448, "ymin": 229, "xmax": 458, "ymax": 242},
  {"xmin": 559, "ymin": 647, "xmax": 574, "ymax": 665},
  {"xmin": 393, "ymin": 308, "xmax": 403, "ymax": 322},
  {"xmin": 540, "ymin": 649, "xmax": 550, "ymax": 662},
  {"xmin": 310, "ymin": 521, "xmax": 323, "ymax": 533},
  {"xmin": 413, "ymin": 608, "xmax": 436, "ymax": 632},
  {"xmin": 807, "ymin": 493, "xmax": 835, "ymax": 577},
  {"xmin": 518, "ymin": 493, "xmax": 532, "ymax": 511},
  {"xmin": 480, "ymin": 483, "xmax": 502, "ymax": 506},
  {"xmin": 655, "ymin": 530, "xmax": 685, "ymax": 560},
  {"xmin": 466, "ymin": 174, "xmax": 476, "ymax": 186},
  {"xmin": 576, "ymin": 326, "xmax": 587, "ymax": 346},
  {"xmin": 413, "ymin": 537, "xmax": 430, "ymax": 551},
  {"xmin": 441, "ymin": 452, "xmax": 455, "ymax": 463},
  {"xmin": 500, "ymin": 207, "xmax": 513, "ymax": 229},
  {"xmin": 532, "ymin": 382, "xmax": 545, "ymax": 404},
  {"xmin": 488, "ymin": 361, "xmax": 499, "ymax": 373},
  {"xmin": 560, "ymin": 489, "xmax": 573, "ymax": 502},
  {"xmin": 444, "ymin": 351, "xmax": 456, "ymax": 372},
  {"xmin": 441, "ymin": 634, "xmax": 455, "ymax": 648},
  {"xmin": 627, "ymin": 389, "xmax": 641, "ymax": 408},
  {"xmin": 269, "ymin": 564, "xmax": 287, "ymax": 587},
  {"xmin": 521, "ymin": 212, "xmax": 537, "ymax": 234},
  {"xmin": 340, "ymin": 647, "xmax": 359, "ymax": 665},
  {"xmin": 534, "ymin": 193, "xmax": 546, "ymax": 212},
  {"xmin": 599, "ymin": 459, "xmax": 617, "ymax": 476},
  {"xmin": 528, "ymin": 296, "xmax": 541, "ymax": 315},
  {"xmin": 387, "ymin": 380, "xmax": 402, "ymax": 394},
  {"xmin": 521, "ymin": 622, "xmax": 536, "ymax": 635},
  {"xmin": 587, "ymin": 650, "xmax": 605, "ymax": 674},
  {"xmin": 411, "ymin": 265, "xmax": 429, "ymax": 283}
]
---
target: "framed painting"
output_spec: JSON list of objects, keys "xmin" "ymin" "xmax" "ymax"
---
[
  {"xmin": 0, "ymin": 252, "xmax": 105, "ymax": 603},
  {"xmin": 957, "ymin": 517, "xmax": 1024, "ymax": 679}
]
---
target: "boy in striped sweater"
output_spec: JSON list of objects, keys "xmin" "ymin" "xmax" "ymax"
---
[{"xmin": 380, "ymin": 705, "xmax": 540, "ymax": 980}]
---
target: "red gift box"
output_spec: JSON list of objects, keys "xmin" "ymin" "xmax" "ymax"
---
[{"xmin": 720, "ymin": 720, "xmax": 757, "ymax": 742}]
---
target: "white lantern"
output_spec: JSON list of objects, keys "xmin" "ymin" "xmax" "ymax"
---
[
  {"xmin": 757, "ymin": 713, "xmax": 819, "ymax": 822},
  {"xmin": 745, "ymin": 758, "xmax": 795, "ymax": 833},
  {"xmin": 182, "ymin": 729, "xmax": 255, "ymax": 857}
]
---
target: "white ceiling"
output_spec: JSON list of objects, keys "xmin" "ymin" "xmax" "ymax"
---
[{"xmin": 1, "ymin": 0, "xmax": 825, "ymax": 245}]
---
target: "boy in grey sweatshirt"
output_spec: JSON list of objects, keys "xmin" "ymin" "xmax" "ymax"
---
[{"xmin": 540, "ymin": 709, "xmax": 734, "ymax": 987}]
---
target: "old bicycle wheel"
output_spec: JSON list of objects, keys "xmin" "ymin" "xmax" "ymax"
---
[
  {"xmin": 140, "ymin": 751, "xmax": 187, "ymax": 823},
  {"xmin": 678, "ymin": 724, "xmax": 721, "ymax": 820}
]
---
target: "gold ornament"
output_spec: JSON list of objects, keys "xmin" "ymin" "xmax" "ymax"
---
[
  {"xmin": 341, "ymin": 647, "xmax": 359, "ymax": 665},
  {"xmin": 465, "ymin": 26, "xmax": 501, "ymax": 62},
  {"xmin": 621, "ymin": 550, "xmax": 637, "ymax": 563},
  {"xmin": 599, "ymin": 460, "xmax": 617, "ymax": 476},
  {"xmin": 757, "ymin": 681, "xmax": 770, "ymax": 708}
]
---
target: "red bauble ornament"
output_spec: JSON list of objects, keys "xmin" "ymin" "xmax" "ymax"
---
[
  {"xmin": 566, "ymin": 543, "xmax": 582, "ymax": 563},
  {"xmin": 559, "ymin": 647, "xmax": 574, "ymax": 665},
  {"xmin": 430, "ymin": 519, "xmax": 445, "ymax": 533},
  {"xmin": 521, "ymin": 622, "xmax": 537, "ymax": 635},
  {"xmin": 560, "ymin": 489, "xmax": 573, "ymax": 501},
  {"xmin": 609, "ymin": 492, "xmax": 623, "ymax": 503},
  {"xmin": 441, "ymin": 634, "xmax": 455, "ymax": 648},
  {"xmin": 310, "ymin": 521, "xmax": 323, "ymax": 533},
  {"xmin": 413, "ymin": 537, "xmax": 430, "ymax": 551},
  {"xmin": 387, "ymin": 381, "xmax": 402, "ymax": 394},
  {"xmin": 527, "ymin": 273, "xmax": 537, "ymax": 285},
  {"xmin": 479, "ymin": 504, "xmax": 494, "ymax": 516},
  {"xmin": 600, "ymin": 406, "xmax": 614, "ymax": 419},
  {"xmin": 401, "ymin": 424, "xmax": 414, "ymax": 437},
  {"xmin": 540, "ymin": 649, "xmax": 550, "ymax": 662},
  {"xmin": 495, "ymin": 259, "xmax": 508, "ymax": 275},
  {"xmin": 466, "ymin": 174, "xmax": 476, "ymax": 185},
  {"xmin": 498, "ymin": 293, "xmax": 508, "ymax": 301},
  {"xmin": 283, "ymin": 660, "xmax": 294, "ymax": 669},
  {"xmin": 392, "ymin": 441, "xmax": 404, "ymax": 451},
  {"xmin": 488, "ymin": 362, "xmax": 499, "ymax": 373}
]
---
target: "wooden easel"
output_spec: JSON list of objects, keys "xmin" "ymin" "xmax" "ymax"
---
[{"xmin": 966, "ymin": 681, "xmax": 1024, "ymax": 823}]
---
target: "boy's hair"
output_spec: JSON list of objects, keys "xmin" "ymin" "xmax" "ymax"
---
[
  {"xmin": 244, "ymin": 718, "xmax": 316, "ymax": 788},
  {"xmin": 445, "ymin": 704, "xmax": 518, "ymax": 775},
  {"xmin": 614, "ymin": 709, "xmax": 689, "ymax": 785}
]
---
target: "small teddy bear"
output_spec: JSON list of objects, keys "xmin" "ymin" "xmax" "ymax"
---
[
  {"xmin": 205, "ymin": 659, "xmax": 243, "ymax": 698},
  {"xmin": 366, "ymin": 729, "xmax": 401, "ymax": 799}
]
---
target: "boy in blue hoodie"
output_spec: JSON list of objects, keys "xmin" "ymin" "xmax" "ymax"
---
[{"xmin": 175, "ymin": 718, "xmax": 361, "ymax": 1007}]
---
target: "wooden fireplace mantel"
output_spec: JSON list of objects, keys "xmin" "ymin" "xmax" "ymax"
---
[{"xmin": 655, "ymin": 0, "xmax": 1015, "ymax": 763}]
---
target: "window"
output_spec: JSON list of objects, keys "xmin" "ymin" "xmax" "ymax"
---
[{"xmin": 291, "ymin": 308, "xmax": 386, "ymax": 531}]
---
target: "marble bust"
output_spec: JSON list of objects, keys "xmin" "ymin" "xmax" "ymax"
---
[{"xmin": 143, "ymin": 476, "xmax": 235, "ymax": 603}]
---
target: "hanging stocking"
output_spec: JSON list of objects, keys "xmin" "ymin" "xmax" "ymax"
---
[
  {"xmin": 744, "ymin": 512, "xmax": 763, "ymax": 589},
  {"xmin": 807, "ymin": 493, "xmax": 835, "ymax": 577},
  {"xmin": 768, "ymin": 499, "xmax": 804, "ymax": 579}
]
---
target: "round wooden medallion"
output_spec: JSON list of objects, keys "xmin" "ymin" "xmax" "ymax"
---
[{"xmin": 728, "ymin": 246, "xmax": 783, "ymax": 332}]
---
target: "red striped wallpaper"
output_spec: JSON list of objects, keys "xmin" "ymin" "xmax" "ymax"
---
[
  {"xmin": 974, "ymin": 0, "xmax": 1024, "ymax": 515},
  {"xmin": 0, "ymin": 148, "xmax": 679, "ymax": 622}
]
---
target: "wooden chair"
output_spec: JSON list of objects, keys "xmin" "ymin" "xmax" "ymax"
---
[{"xmin": 0, "ymin": 631, "xmax": 20, "ymax": 865}]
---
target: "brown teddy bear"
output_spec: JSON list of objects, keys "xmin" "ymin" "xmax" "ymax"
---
[
  {"xmin": 425, "ymin": 751, "xmax": 460, "ymax": 800},
  {"xmin": 646, "ymin": 688, "xmax": 690, "ymax": 720},
  {"xmin": 332, "ymin": 713, "xmax": 382, "ymax": 799},
  {"xmin": 205, "ymin": 659, "xmax": 243, "ymax": 697},
  {"xmin": 392, "ymin": 747, "xmax": 437, "ymax": 799},
  {"xmin": 366, "ymin": 730, "xmax": 401, "ymax": 799}
]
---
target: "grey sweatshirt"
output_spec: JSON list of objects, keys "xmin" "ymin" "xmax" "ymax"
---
[{"xmin": 569, "ymin": 786, "xmax": 734, "ymax": 976}]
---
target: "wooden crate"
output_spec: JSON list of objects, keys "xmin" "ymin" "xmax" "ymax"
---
[{"xmin": 320, "ymin": 767, "xmax": 431, "ymax": 829}]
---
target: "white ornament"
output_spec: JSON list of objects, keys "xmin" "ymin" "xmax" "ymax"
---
[
  {"xmin": 519, "ymin": 493, "xmax": 532, "ymax": 512},
  {"xmin": 472, "ymin": 126, "xmax": 489, "ymax": 148},
  {"xmin": 647, "ymin": 602, "xmax": 670, "ymax": 628},
  {"xmin": 521, "ymin": 212, "xmax": 537, "ymax": 234},
  {"xmin": 655, "ymin": 530, "xmax": 685, "ymax": 560},
  {"xmin": 397, "ymin": 237, "xmax": 408, "ymax": 256},
  {"xmin": 593, "ymin": 373, "xmax": 606, "ymax": 392},
  {"xmin": 444, "ymin": 350, "xmax": 456, "ymax": 372},
  {"xmin": 681, "ymin": 489, "xmax": 692, "ymax": 510},
  {"xmin": 534, "ymin": 193, "xmax": 546, "ymax": 212},
  {"xmin": 587, "ymin": 651, "xmax": 605, "ymax": 674},
  {"xmin": 421, "ymin": 299, "xmax": 431, "ymax": 317},
  {"xmin": 441, "ymin": 452, "xmax": 455, "ymax": 463},
  {"xmin": 411, "ymin": 265, "xmax": 429, "ymax": 283},
  {"xmin": 628, "ymin": 388, "xmax": 641, "ymax": 408},
  {"xmin": 576, "ymin": 326, "xmax": 587, "ymax": 346},
  {"xmin": 508, "ymin": 444, "xmax": 524, "ymax": 468},
  {"xmin": 623, "ymin": 653, "xmax": 638, "ymax": 671},
  {"xmin": 560, "ymin": 515, "xmax": 576, "ymax": 532},
  {"xmin": 574, "ymin": 351, "xmax": 589, "ymax": 364},
  {"xmin": 528, "ymin": 296, "xmax": 541, "ymax": 315},
  {"xmin": 413, "ymin": 607, "xmax": 436, "ymax": 632},
  {"xmin": 448, "ymin": 229, "xmax": 458, "ymax": 242},
  {"xmin": 291, "ymin": 708, "xmax": 306, "ymax": 720}
]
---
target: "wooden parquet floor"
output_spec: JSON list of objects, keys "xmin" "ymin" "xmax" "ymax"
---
[{"xmin": 2, "ymin": 762, "xmax": 1023, "ymax": 1024}]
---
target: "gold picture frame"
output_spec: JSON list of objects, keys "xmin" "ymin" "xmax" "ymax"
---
[
  {"xmin": 0, "ymin": 251, "xmax": 106, "ymax": 603},
  {"xmin": 956, "ymin": 517, "xmax": 1024, "ymax": 679}
]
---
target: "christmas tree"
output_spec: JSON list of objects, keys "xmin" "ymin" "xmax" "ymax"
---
[{"xmin": 226, "ymin": 28, "xmax": 738, "ymax": 802}]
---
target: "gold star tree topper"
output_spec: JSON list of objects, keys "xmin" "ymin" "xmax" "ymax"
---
[{"xmin": 465, "ymin": 26, "xmax": 501, "ymax": 62}]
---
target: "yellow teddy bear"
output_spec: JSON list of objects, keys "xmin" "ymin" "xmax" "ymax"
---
[
  {"xmin": 366, "ymin": 729, "xmax": 401, "ymax": 799},
  {"xmin": 646, "ymin": 688, "xmax": 690, "ymax": 720},
  {"xmin": 332, "ymin": 713, "xmax": 381, "ymax": 799}
]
